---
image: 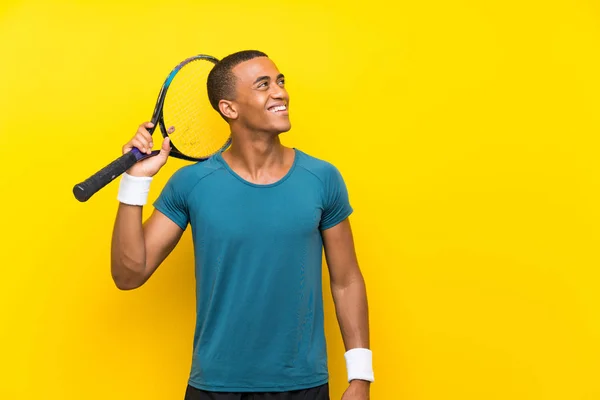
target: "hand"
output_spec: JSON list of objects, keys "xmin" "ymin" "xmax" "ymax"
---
[
  {"xmin": 341, "ymin": 380, "xmax": 370, "ymax": 400},
  {"xmin": 123, "ymin": 122, "xmax": 172, "ymax": 177}
]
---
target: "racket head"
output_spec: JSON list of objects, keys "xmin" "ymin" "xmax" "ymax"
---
[{"xmin": 154, "ymin": 54, "xmax": 231, "ymax": 162}]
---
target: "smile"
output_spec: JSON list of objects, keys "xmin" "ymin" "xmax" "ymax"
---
[{"xmin": 268, "ymin": 105, "xmax": 287, "ymax": 113}]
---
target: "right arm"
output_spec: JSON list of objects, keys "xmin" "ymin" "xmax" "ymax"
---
[
  {"xmin": 111, "ymin": 205, "xmax": 183, "ymax": 290},
  {"xmin": 110, "ymin": 122, "xmax": 181, "ymax": 290}
]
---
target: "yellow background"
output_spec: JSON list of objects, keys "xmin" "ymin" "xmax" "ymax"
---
[{"xmin": 1, "ymin": 0, "xmax": 599, "ymax": 399}]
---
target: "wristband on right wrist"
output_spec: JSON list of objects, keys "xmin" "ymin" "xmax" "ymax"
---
[{"xmin": 117, "ymin": 172, "xmax": 153, "ymax": 206}]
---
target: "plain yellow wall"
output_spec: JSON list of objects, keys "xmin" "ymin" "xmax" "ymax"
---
[{"xmin": 1, "ymin": 0, "xmax": 599, "ymax": 399}]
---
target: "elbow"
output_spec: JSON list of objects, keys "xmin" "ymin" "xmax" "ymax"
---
[
  {"xmin": 111, "ymin": 260, "xmax": 146, "ymax": 290},
  {"xmin": 113, "ymin": 277, "xmax": 143, "ymax": 291},
  {"xmin": 331, "ymin": 269, "xmax": 365, "ymax": 292}
]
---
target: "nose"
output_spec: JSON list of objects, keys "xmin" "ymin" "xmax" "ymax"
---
[{"xmin": 270, "ymin": 83, "xmax": 288, "ymax": 101}]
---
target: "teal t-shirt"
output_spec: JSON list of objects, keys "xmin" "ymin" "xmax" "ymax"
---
[{"xmin": 153, "ymin": 148, "xmax": 353, "ymax": 392}]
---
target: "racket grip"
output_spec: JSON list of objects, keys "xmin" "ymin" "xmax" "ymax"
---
[{"xmin": 73, "ymin": 148, "xmax": 151, "ymax": 202}]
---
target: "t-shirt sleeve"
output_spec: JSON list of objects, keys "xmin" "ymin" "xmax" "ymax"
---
[
  {"xmin": 319, "ymin": 164, "xmax": 353, "ymax": 230},
  {"xmin": 153, "ymin": 170, "xmax": 190, "ymax": 231}
]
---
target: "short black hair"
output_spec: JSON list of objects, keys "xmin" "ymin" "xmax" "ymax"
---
[{"xmin": 207, "ymin": 50, "xmax": 268, "ymax": 120}]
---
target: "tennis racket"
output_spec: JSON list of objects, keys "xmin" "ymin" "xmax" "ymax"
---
[{"xmin": 73, "ymin": 54, "xmax": 231, "ymax": 202}]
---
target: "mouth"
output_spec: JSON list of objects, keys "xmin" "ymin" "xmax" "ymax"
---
[{"xmin": 268, "ymin": 104, "xmax": 288, "ymax": 114}]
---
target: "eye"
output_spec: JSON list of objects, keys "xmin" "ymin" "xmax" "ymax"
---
[
  {"xmin": 278, "ymin": 78, "xmax": 285, "ymax": 86},
  {"xmin": 258, "ymin": 81, "xmax": 268, "ymax": 89}
]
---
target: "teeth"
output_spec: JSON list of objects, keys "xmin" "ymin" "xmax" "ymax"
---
[{"xmin": 270, "ymin": 105, "xmax": 287, "ymax": 112}]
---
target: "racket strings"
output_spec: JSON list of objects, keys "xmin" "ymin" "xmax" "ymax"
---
[{"xmin": 162, "ymin": 60, "xmax": 230, "ymax": 159}]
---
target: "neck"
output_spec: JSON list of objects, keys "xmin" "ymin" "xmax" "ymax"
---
[{"xmin": 222, "ymin": 126, "xmax": 291, "ymax": 182}]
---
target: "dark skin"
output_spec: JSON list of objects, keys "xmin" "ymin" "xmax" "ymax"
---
[
  {"xmin": 217, "ymin": 57, "xmax": 294, "ymax": 184},
  {"xmin": 110, "ymin": 56, "xmax": 371, "ymax": 399}
]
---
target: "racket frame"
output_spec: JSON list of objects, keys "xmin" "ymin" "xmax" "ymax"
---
[
  {"xmin": 135, "ymin": 53, "xmax": 231, "ymax": 162},
  {"xmin": 72, "ymin": 54, "xmax": 229, "ymax": 202}
]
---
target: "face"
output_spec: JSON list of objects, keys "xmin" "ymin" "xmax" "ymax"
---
[{"xmin": 222, "ymin": 57, "xmax": 291, "ymax": 134}]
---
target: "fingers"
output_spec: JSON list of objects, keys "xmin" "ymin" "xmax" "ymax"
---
[
  {"xmin": 122, "ymin": 122, "xmax": 176, "ymax": 156},
  {"xmin": 122, "ymin": 122, "xmax": 156, "ymax": 155},
  {"xmin": 136, "ymin": 122, "xmax": 154, "ymax": 154}
]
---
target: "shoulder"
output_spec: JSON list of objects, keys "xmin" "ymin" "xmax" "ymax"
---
[
  {"xmin": 294, "ymin": 148, "xmax": 343, "ymax": 184},
  {"xmin": 163, "ymin": 155, "xmax": 224, "ymax": 193}
]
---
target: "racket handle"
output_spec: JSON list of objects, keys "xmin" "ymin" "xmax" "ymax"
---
[{"xmin": 73, "ymin": 148, "xmax": 156, "ymax": 202}]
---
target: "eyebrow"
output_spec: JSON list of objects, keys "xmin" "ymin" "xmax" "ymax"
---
[{"xmin": 253, "ymin": 73, "xmax": 285, "ymax": 85}]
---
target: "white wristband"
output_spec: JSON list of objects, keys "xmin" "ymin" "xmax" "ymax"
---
[
  {"xmin": 117, "ymin": 172, "xmax": 153, "ymax": 206},
  {"xmin": 345, "ymin": 348, "xmax": 374, "ymax": 383}
]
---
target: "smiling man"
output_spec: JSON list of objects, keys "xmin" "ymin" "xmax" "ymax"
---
[{"xmin": 110, "ymin": 50, "xmax": 374, "ymax": 400}]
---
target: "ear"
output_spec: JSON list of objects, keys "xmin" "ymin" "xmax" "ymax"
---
[{"xmin": 219, "ymin": 100, "xmax": 238, "ymax": 120}]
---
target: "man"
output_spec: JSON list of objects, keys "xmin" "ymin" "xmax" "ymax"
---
[{"xmin": 111, "ymin": 50, "xmax": 373, "ymax": 399}]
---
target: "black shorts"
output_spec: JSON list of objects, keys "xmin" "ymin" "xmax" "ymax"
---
[{"xmin": 184, "ymin": 383, "xmax": 329, "ymax": 400}]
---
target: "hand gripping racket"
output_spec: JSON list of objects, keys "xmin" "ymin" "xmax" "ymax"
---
[{"xmin": 73, "ymin": 54, "xmax": 231, "ymax": 202}]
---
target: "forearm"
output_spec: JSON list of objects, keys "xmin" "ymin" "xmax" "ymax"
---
[
  {"xmin": 331, "ymin": 273, "xmax": 370, "ymax": 351},
  {"xmin": 322, "ymin": 218, "xmax": 374, "ymax": 388},
  {"xmin": 111, "ymin": 203, "xmax": 147, "ymax": 289}
]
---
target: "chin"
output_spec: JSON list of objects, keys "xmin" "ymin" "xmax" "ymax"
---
[
  {"xmin": 279, "ymin": 123, "xmax": 292, "ymax": 133},
  {"xmin": 270, "ymin": 121, "xmax": 292, "ymax": 134}
]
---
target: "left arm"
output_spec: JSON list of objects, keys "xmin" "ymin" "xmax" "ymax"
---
[
  {"xmin": 323, "ymin": 218, "xmax": 370, "ymax": 350},
  {"xmin": 322, "ymin": 218, "xmax": 373, "ymax": 398}
]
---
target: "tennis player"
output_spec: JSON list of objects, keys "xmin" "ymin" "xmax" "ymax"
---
[{"xmin": 110, "ymin": 50, "xmax": 373, "ymax": 400}]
